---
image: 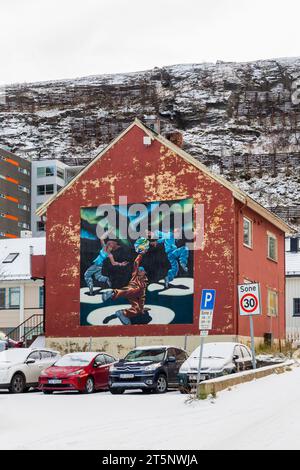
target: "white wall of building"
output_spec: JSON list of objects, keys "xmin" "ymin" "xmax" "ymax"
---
[
  {"xmin": 0, "ymin": 279, "xmax": 44, "ymax": 333},
  {"xmin": 285, "ymin": 236, "xmax": 300, "ymax": 340},
  {"xmin": 31, "ymin": 160, "xmax": 83, "ymax": 237},
  {"xmin": 31, "ymin": 160, "xmax": 68, "ymax": 237}
]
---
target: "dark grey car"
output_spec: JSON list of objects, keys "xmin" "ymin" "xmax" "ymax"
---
[{"xmin": 109, "ymin": 346, "xmax": 188, "ymax": 394}]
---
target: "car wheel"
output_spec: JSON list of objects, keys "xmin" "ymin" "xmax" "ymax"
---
[
  {"xmin": 9, "ymin": 373, "xmax": 26, "ymax": 394},
  {"xmin": 109, "ymin": 388, "xmax": 125, "ymax": 395},
  {"xmin": 155, "ymin": 374, "xmax": 168, "ymax": 394},
  {"xmin": 84, "ymin": 377, "xmax": 95, "ymax": 394}
]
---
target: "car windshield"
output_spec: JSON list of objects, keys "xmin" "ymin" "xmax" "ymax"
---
[
  {"xmin": 124, "ymin": 349, "xmax": 166, "ymax": 363},
  {"xmin": 54, "ymin": 354, "xmax": 94, "ymax": 367}
]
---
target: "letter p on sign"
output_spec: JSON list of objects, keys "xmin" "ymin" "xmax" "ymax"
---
[{"xmin": 200, "ymin": 289, "xmax": 216, "ymax": 311}]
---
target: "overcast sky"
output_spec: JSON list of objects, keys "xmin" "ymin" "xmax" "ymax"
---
[{"xmin": 1, "ymin": 0, "xmax": 300, "ymax": 85}]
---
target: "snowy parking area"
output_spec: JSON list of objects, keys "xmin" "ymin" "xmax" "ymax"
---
[{"xmin": 1, "ymin": 365, "xmax": 300, "ymax": 450}]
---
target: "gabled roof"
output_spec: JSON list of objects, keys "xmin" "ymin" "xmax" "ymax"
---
[
  {"xmin": 36, "ymin": 119, "xmax": 293, "ymax": 234},
  {"xmin": 0, "ymin": 237, "xmax": 45, "ymax": 281}
]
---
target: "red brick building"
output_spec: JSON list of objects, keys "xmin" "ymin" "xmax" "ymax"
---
[{"xmin": 35, "ymin": 119, "xmax": 290, "ymax": 354}]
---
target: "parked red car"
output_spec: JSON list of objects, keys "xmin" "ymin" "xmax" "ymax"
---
[{"xmin": 39, "ymin": 351, "xmax": 117, "ymax": 394}]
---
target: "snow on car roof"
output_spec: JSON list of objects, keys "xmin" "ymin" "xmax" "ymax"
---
[
  {"xmin": 64, "ymin": 352, "xmax": 100, "ymax": 358},
  {"xmin": 0, "ymin": 348, "xmax": 32, "ymax": 362},
  {"xmin": 0, "ymin": 348, "xmax": 58, "ymax": 362},
  {"xmin": 191, "ymin": 342, "xmax": 239, "ymax": 357}
]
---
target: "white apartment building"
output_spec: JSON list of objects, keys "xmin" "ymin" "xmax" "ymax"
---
[
  {"xmin": 285, "ymin": 236, "xmax": 300, "ymax": 341},
  {"xmin": 0, "ymin": 236, "xmax": 45, "ymax": 336},
  {"xmin": 31, "ymin": 160, "xmax": 82, "ymax": 236}
]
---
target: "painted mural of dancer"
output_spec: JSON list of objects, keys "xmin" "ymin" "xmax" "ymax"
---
[
  {"xmin": 102, "ymin": 238, "xmax": 150, "ymax": 325},
  {"xmin": 146, "ymin": 228, "xmax": 189, "ymax": 288},
  {"xmin": 84, "ymin": 229, "xmax": 128, "ymax": 296}
]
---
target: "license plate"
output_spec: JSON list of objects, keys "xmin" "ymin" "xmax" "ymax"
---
[
  {"xmin": 48, "ymin": 379, "xmax": 62, "ymax": 384},
  {"xmin": 190, "ymin": 374, "xmax": 206, "ymax": 381},
  {"xmin": 120, "ymin": 374, "xmax": 134, "ymax": 379}
]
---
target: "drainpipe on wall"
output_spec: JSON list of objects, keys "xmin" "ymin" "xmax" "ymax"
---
[
  {"xmin": 235, "ymin": 201, "xmax": 247, "ymax": 342},
  {"xmin": 19, "ymin": 283, "xmax": 25, "ymax": 341}
]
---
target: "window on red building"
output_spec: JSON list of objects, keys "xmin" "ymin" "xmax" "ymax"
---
[
  {"xmin": 267, "ymin": 289, "xmax": 278, "ymax": 316},
  {"xmin": 267, "ymin": 232, "xmax": 277, "ymax": 261},
  {"xmin": 243, "ymin": 217, "xmax": 252, "ymax": 248}
]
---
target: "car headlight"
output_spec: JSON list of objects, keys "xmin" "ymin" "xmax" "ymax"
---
[
  {"xmin": 68, "ymin": 369, "xmax": 85, "ymax": 377},
  {"xmin": 209, "ymin": 368, "xmax": 223, "ymax": 373},
  {"xmin": 144, "ymin": 363, "xmax": 160, "ymax": 371}
]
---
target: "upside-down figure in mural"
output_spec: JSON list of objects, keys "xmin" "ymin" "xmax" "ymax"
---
[
  {"xmin": 146, "ymin": 228, "xmax": 189, "ymax": 289},
  {"xmin": 84, "ymin": 229, "xmax": 128, "ymax": 296},
  {"xmin": 102, "ymin": 238, "xmax": 150, "ymax": 325}
]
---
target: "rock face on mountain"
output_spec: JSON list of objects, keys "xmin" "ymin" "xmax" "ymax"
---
[{"xmin": 1, "ymin": 58, "xmax": 300, "ymax": 217}]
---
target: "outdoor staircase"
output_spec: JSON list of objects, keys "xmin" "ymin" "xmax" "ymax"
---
[{"xmin": 7, "ymin": 314, "xmax": 44, "ymax": 347}]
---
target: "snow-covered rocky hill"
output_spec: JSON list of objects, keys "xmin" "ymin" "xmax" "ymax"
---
[{"xmin": 2, "ymin": 58, "xmax": 300, "ymax": 219}]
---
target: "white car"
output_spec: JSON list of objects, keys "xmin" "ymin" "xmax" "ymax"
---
[
  {"xmin": 178, "ymin": 342, "xmax": 253, "ymax": 392},
  {"xmin": 0, "ymin": 348, "xmax": 60, "ymax": 393}
]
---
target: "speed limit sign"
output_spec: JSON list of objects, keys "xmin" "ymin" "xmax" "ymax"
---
[{"xmin": 238, "ymin": 283, "xmax": 261, "ymax": 316}]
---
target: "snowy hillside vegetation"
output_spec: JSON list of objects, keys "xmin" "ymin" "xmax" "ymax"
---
[{"xmin": 2, "ymin": 58, "xmax": 300, "ymax": 220}]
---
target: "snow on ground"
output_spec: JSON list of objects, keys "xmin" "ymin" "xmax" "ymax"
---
[{"xmin": 1, "ymin": 366, "xmax": 300, "ymax": 450}]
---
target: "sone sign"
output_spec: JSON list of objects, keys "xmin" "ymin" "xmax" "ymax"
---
[{"xmin": 237, "ymin": 283, "xmax": 261, "ymax": 316}]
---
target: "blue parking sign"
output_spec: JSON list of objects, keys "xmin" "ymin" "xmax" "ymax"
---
[{"xmin": 200, "ymin": 289, "xmax": 216, "ymax": 311}]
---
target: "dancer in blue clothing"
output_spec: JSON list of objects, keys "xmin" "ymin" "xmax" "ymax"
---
[
  {"xmin": 146, "ymin": 228, "xmax": 189, "ymax": 288},
  {"xmin": 84, "ymin": 229, "xmax": 128, "ymax": 295}
]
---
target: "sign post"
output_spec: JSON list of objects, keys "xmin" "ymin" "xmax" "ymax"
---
[
  {"xmin": 237, "ymin": 282, "xmax": 261, "ymax": 370},
  {"xmin": 197, "ymin": 289, "xmax": 216, "ymax": 396}
]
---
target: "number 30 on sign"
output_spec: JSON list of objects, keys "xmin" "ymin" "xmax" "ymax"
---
[{"xmin": 237, "ymin": 283, "xmax": 261, "ymax": 316}]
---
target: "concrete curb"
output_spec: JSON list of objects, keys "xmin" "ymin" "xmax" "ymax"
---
[{"xmin": 199, "ymin": 360, "xmax": 295, "ymax": 397}]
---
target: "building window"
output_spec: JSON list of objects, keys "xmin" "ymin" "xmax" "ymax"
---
[
  {"xmin": 267, "ymin": 289, "xmax": 278, "ymax": 316},
  {"xmin": 18, "ymin": 167, "xmax": 30, "ymax": 176},
  {"xmin": 39, "ymin": 287, "xmax": 44, "ymax": 309},
  {"xmin": 243, "ymin": 217, "xmax": 252, "ymax": 248},
  {"xmin": 37, "ymin": 221, "xmax": 45, "ymax": 232},
  {"xmin": 18, "ymin": 204, "xmax": 30, "ymax": 211},
  {"xmin": 0, "ymin": 288, "xmax": 5, "ymax": 309},
  {"xmin": 18, "ymin": 222, "xmax": 30, "ymax": 229},
  {"xmin": 37, "ymin": 166, "xmax": 55, "ymax": 178},
  {"xmin": 2, "ymin": 253, "xmax": 19, "ymax": 263},
  {"xmin": 9, "ymin": 287, "xmax": 20, "ymax": 308},
  {"xmin": 293, "ymin": 298, "xmax": 300, "ymax": 317},
  {"xmin": 57, "ymin": 168, "xmax": 65, "ymax": 180},
  {"xmin": 18, "ymin": 185, "xmax": 30, "ymax": 194},
  {"xmin": 267, "ymin": 233, "xmax": 278, "ymax": 261},
  {"xmin": 37, "ymin": 184, "xmax": 54, "ymax": 196}
]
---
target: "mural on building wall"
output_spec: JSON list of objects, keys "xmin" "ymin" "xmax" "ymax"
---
[{"xmin": 80, "ymin": 199, "xmax": 194, "ymax": 326}]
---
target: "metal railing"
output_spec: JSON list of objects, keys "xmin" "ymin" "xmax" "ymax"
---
[{"xmin": 7, "ymin": 314, "xmax": 44, "ymax": 346}]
